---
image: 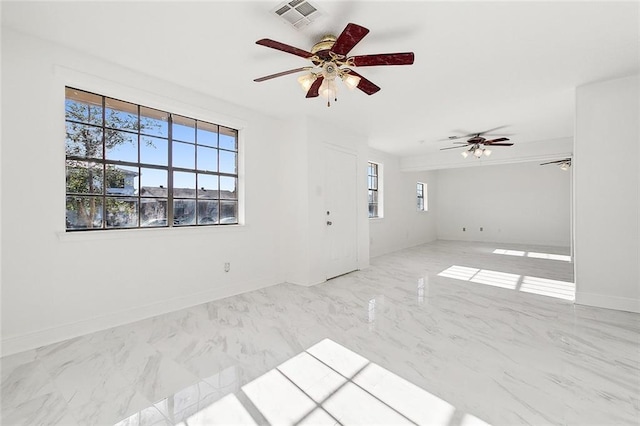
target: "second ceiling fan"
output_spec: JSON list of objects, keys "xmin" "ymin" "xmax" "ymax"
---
[
  {"xmin": 254, "ymin": 23, "xmax": 415, "ymax": 106},
  {"xmin": 441, "ymin": 127, "xmax": 514, "ymax": 158}
]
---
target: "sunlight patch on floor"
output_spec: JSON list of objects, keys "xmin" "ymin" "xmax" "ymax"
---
[
  {"xmin": 470, "ymin": 269, "xmax": 520, "ymax": 289},
  {"xmin": 493, "ymin": 248, "xmax": 571, "ymax": 262},
  {"xmin": 461, "ymin": 413, "xmax": 493, "ymax": 426},
  {"xmin": 520, "ymin": 276, "xmax": 575, "ymax": 300},
  {"xmin": 526, "ymin": 252, "xmax": 572, "ymax": 262},
  {"xmin": 438, "ymin": 265, "xmax": 479, "ymax": 281},
  {"xmin": 244, "ymin": 338, "xmax": 461, "ymax": 426},
  {"xmin": 492, "ymin": 249, "xmax": 525, "ymax": 257},
  {"xmin": 438, "ymin": 265, "xmax": 575, "ymax": 301}
]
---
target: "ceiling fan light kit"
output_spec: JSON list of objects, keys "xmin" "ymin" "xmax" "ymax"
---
[
  {"xmin": 254, "ymin": 23, "xmax": 415, "ymax": 106},
  {"xmin": 441, "ymin": 126, "xmax": 514, "ymax": 159},
  {"xmin": 540, "ymin": 158, "xmax": 572, "ymax": 171},
  {"xmin": 297, "ymin": 73, "xmax": 316, "ymax": 91}
]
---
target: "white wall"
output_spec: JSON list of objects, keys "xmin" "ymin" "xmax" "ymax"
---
[
  {"xmin": 574, "ymin": 74, "xmax": 640, "ymax": 313},
  {"xmin": 279, "ymin": 117, "xmax": 311, "ymax": 286},
  {"xmin": 1, "ymin": 29, "xmax": 286, "ymax": 355},
  {"xmin": 436, "ymin": 161, "xmax": 571, "ymax": 246},
  {"xmin": 369, "ymin": 149, "xmax": 438, "ymax": 258}
]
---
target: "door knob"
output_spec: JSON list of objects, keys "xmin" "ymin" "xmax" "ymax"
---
[{"xmin": 327, "ymin": 221, "xmax": 333, "ymax": 226}]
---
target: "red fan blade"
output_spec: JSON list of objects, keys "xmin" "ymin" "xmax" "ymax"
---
[
  {"xmin": 254, "ymin": 67, "xmax": 312, "ymax": 82},
  {"xmin": 256, "ymin": 39, "xmax": 314, "ymax": 59},
  {"xmin": 331, "ymin": 23, "xmax": 370, "ymax": 56},
  {"xmin": 306, "ymin": 76, "xmax": 324, "ymax": 98},
  {"xmin": 485, "ymin": 143, "xmax": 513, "ymax": 146},
  {"xmin": 344, "ymin": 70, "xmax": 380, "ymax": 95},
  {"xmin": 484, "ymin": 137, "xmax": 510, "ymax": 143},
  {"xmin": 351, "ymin": 52, "xmax": 415, "ymax": 67}
]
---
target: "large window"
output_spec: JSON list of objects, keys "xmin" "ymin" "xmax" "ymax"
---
[
  {"xmin": 65, "ymin": 87, "xmax": 238, "ymax": 230},
  {"xmin": 368, "ymin": 162, "xmax": 380, "ymax": 218},
  {"xmin": 417, "ymin": 182, "xmax": 427, "ymax": 211}
]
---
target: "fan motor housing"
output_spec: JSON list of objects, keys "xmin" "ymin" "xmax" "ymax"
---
[{"xmin": 311, "ymin": 34, "xmax": 337, "ymax": 54}]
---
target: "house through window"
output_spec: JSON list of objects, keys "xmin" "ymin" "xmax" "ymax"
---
[
  {"xmin": 65, "ymin": 87, "xmax": 239, "ymax": 230},
  {"xmin": 368, "ymin": 161, "xmax": 381, "ymax": 218}
]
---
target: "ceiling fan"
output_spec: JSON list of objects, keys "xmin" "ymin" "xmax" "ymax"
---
[
  {"xmin": 254, "ymin": 23, "xmax": 415, "ymax": 106},
  {"xmin": 541, "ymin": 158, "xmax": 572, "ymax": 170},
  {"xmin": 440, "ymin": 126, "xmax": 513, "ymax": 158}
]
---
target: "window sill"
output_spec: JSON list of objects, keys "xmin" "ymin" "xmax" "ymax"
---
[{"xmin": 57, "ymin": 223, "xmax": 247, "ymax": 242}]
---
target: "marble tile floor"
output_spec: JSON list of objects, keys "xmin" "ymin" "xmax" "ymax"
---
[{"xmin": 1, "ymin": 240, "xmax": 639, "ymax": 425}]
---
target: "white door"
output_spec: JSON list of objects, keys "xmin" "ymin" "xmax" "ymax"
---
[{"xmin": 325, "ymin": 145, "xmax": 358, "ymax": 279}]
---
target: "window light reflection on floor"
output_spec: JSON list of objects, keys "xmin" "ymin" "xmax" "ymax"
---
[
  {"xmin": 117, "ymin": 338, "xmax": 492, "ymax": 426},
  {"xmin": 461, "ymin": 413, "xmax": 493, "ymax": 426},
  {"xmin": 418, "ymin": 277, "xmax": 426, "ymax": 304},
  {"xmin": 520, "ymin": 276, "xmax": 575, "ymax": 300},
  {"xmin": 526, "ymin": 252, "xmax": 572, "ymax": 262},
  {"xmin": 492, "ymin": 249, "xmax": 525, "ymax": 256},
  {"xmin": 353, "ymin": 362, "xmax": 455, "ymax": 425},
  {"xmin": 438, "ymin": 266, "xmax": 575, "ymax": 301},
  {"xmin": 470, "ymin": 269, "xmax": 520, "ymax": 289},
  {"xmin": 368, "ymin": 298, "xmax": 376, "ymax": 327},
  {"xmin": 177, "ymin": 393, "xmax": 257, "ymax": 425},
  {"xmin": 241, "ymin": 368, "xmax": 317, "ymax": 424},
  {"xmin": 493, "ymin": 248, "xmax": 571, "ymax": 262},
  {"xmin": 438, "ymin": 265, "xmax": 479, "ymax": 281},
  {"xmin": 242, "ymin": 338, "xmax": 463, "ymax": 426},
  {"xmin": 153, "ymin": 379, "xmax": 224, "ymax": 424}
]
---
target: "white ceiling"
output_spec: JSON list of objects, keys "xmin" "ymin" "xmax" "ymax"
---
[{"xmin": 3, "ymin": 1, "xmax": 639, "ymax": 157}]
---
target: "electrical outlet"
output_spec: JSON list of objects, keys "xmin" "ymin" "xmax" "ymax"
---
[
  {"xmin": 480, "ymin": 227, "xmax": 483, "ymax": 231},
  {"xmin": 224, "ymin": 262, "xmax": 230, "ymax": 272},
  {"xmin": 463, "ymin": 227, "xmax": 466, "ymax": 231}
]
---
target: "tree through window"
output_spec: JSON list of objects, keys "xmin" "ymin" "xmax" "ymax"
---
[{"xmin": 65, "ymin": 87, "xmax": 239, "ymax": 230}]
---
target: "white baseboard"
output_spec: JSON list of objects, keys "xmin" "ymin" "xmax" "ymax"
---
[
  {"xmin": 1, "ymin": 277, "xmax": 277, "ymax": 357},
  {"xmin": 575, "ymin": 291, "xmax": 640, "ymax": 314}
]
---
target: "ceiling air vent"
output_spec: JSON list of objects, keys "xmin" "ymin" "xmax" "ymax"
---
[{"xmin": 273, "ymin": 0, "xmax": 320, "ymax": 29}]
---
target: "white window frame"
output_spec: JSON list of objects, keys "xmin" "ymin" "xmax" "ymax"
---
[
  {"xmin": 368, "ymin": 161, "xmax": 383, "ymax": 219},
  {"xmin": 64, "ymin": 86, "xmax": 239, "ymax": 231},
  {"xmin": 417, "ymin": 182, "xmax": 427, "ymax": 212}
]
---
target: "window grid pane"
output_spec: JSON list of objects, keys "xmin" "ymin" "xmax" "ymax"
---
[
  {"xmin": 368, "ymin": 162, "xmax": 380, "ymax": 218},
  {"xmin": 65, "ymin": 87, "xmax": 239, "ymax": 231},
  {"xmin": 417, "ymin": 182, "xmax": 427, "ymax": 212}
]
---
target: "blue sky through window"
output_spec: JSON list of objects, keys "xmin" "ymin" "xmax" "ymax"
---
[{"xmin": 66, "ymin": 92, "xmax": 237, "ymax": 191}]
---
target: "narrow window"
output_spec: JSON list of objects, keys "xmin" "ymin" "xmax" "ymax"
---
[
  {"xmin": 65, "ymin": 87, "xmax": 239, "ymax": 230},
  {"xmin": 368, "ymin": 162, "xmax": 380, "ymax": 218},
  {"xmin": 417, "ymin": 182, "xmax": 427, "ymax": 211}
]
